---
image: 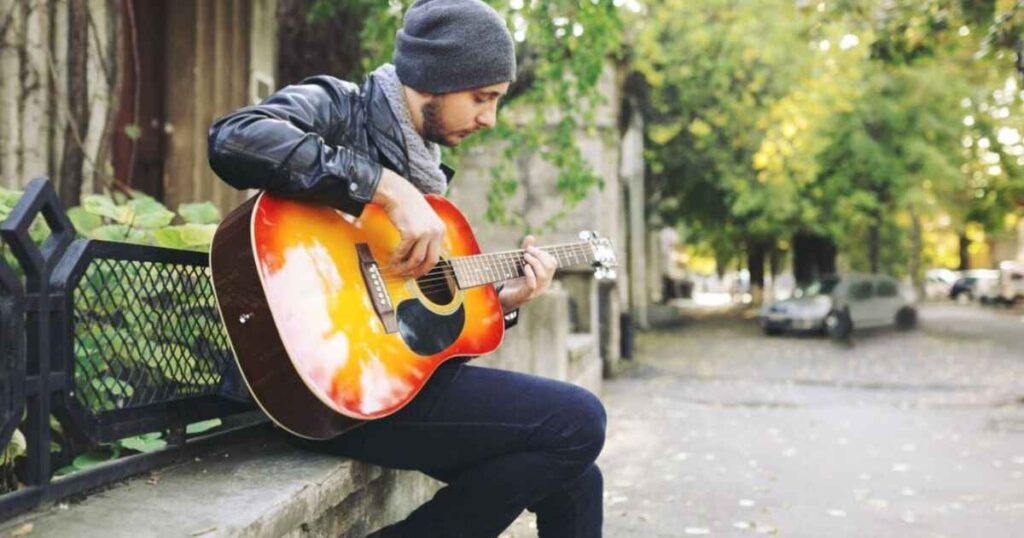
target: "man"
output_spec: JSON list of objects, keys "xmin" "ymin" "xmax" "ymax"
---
[{"xmin": 207, "ymin": 1, "xmax": 606, "ymax": 536}]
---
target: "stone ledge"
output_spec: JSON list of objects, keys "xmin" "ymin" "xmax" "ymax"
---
[
  {"xmin": 0, "ymin": 425, "xmax": 439, "ymax": 538},
  {"xmin": 567, "ymin": 333, "xmax": 602, "ymax": 395},
  {"xmin": 566, "ymin": 333, "xmax": 595, "ymax": 364}
]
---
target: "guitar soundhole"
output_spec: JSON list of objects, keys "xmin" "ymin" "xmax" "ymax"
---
[{"xmin": 416, "ymin": 260, "xmax": 455, "ymax": 305}]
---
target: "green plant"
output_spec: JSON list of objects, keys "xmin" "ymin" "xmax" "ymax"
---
[
  {"xmin": 72, "ymin": 191, "xmax": 221, "ymax": 251},
  {"xmin": 1, "ymin": 186, "xmax": 231, "ymax": 486}
]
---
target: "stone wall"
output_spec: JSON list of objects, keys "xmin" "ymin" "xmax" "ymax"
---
[{"xmin": 446, "ymin": 60, "xmax": 639, "ymax": 378}]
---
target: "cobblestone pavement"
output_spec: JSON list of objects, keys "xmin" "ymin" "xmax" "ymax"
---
[{"xmin": 503, "ymin": 303, "xmax": 1024, "ymax": 537}]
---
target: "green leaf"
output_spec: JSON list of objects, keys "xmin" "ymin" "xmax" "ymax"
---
[
  {"xmin": 124, "ymin": 123, "xmax": 142, "ymax": 141},
  {"xmin": 152, "ymin": 227, "xmax": 189, "ymax": 249},
  {"xmin": 82, "ymin": 194, "xmax": 129, "ymax": 222},
  {"xmin": 54, "ymin": 464, "xmax": 77, "ymax": 478},
  {"xmin": 49, "ymin": 415, "xmax": 64, "ymax": 435},
  {"xmin": 91, "ymin": 376, "xmax": 135, "ymax": 398},
  {"xmin": 186, "ymin": 418, "xmax": 222, "ymax": 435},
  {"xmin": 0, "ymin": 187, "xmax": 23, "ymax": 209},
  {"xmin": 72, "ymin": 450, "xmax": 114, "ymax": 470},
  {"xmin": 2, "ymin": 429, "xmax": 26, "ymax": 463},
  {"xmin": 67, "ymin": 207, "xmax": 104, "ymax": 233},
  {"xmin": 118, "ymin": 435, "xmax": 167, "ymax": 453},
  {"xmin": 128, "ymin": 198, "xmax": 175, "ymax": 229},
  {"xmin": 178, "ymin": 224, "xmax": 218, "ymax": 249},
  {"xmin": 147, "ymin": 343, "xmax": 212, "ymax": 384},
  {"xmin": 88, "ymin": 224, "xmax": 150, "ymax": 244},
  {"xmin": 178, "ymin": 202, "xmax": 222, "ymax": 225}
]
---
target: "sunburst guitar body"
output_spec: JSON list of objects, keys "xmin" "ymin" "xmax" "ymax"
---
[{"xmin": 210, "ymin": 193, "xmax": 616, "ymax": 439}]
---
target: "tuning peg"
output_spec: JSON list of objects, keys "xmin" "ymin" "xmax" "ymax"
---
[
  {"xmin": 578, "ymin": 230, "xmax": 597, "ymax": 241},
  {"xmin": 594, "ymin": 266, "xmax": 617, "ymax": 281}
]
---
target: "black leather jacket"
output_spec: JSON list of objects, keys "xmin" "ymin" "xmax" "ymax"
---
[
  {"xmin": 208, "ymin": 74, "xmax": 419, "ymax": 217},
  {"xmin": 207, "ymin": 74, "xmax": 518, "ymax": 328}
]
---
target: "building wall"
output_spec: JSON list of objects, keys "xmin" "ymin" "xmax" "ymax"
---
[
  {"xmin": 0, "ymin": 0, "xmax": 115, "ymax": 194},
  {"xmin": 0, "ymin": 0, "xmax": 277, "ymax": 214}
]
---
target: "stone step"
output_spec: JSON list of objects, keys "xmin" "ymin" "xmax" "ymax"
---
[
  {"xmin": 566, "ymin": 332, "xmax": 602, "ymax": 395},
  {"xmin": 0, "ymin": 426, "xmax": 439, "ymax": 538}
]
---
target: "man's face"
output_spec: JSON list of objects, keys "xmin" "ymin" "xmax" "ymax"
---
[{"xmin": 420, "ymin": 82, "xmax": 510, "ymax": 147}]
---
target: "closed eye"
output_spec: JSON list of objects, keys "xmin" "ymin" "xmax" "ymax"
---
[{"xmin": 475, "ymin": 92, "xmax": 503, "ymax": 104}]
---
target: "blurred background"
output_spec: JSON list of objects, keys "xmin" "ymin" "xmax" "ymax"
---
[{"xmin": 0, "ymin": 0, "xmax": 1023, "ymax": 536}]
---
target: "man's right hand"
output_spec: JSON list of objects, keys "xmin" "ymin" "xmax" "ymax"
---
[{"xmin": 372, "ymin": 168, "xmax": 446, "ymax": 278}]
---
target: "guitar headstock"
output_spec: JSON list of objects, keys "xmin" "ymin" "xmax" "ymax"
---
[{"xmin": 578, "ymin": 230, "xmax": 618, "ymax": 281}]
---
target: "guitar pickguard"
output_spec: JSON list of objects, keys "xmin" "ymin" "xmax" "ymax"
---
[{"xmin": 396, "ymin": 299, "xmax": 466, "ymax": 356}]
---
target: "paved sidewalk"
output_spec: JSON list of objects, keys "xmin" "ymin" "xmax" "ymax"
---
[{"xmin": 506, "ymin": 302, "xmax": 1024, "ymax": 537}]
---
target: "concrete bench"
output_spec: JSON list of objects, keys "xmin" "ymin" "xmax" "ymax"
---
[{"xmin": 0, "ymin": 285, "xmax": 600, "ymax": 537}]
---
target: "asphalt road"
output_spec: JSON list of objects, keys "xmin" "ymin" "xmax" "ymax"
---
[{"xmin": 506, "ymin": 302, "xmax": 1024, "ymax": 537}]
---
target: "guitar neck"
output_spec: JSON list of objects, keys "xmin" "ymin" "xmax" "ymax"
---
[{"xmin": 450, "ymin": 241, "xmax": 596, "ymax": 289}]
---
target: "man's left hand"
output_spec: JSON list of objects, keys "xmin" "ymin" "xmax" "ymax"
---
[{"xmin": 498, "ymin": 235, "xmax": 557, "ymax": 312}]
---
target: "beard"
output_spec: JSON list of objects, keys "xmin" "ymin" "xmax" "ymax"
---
[{"xmin": 421, "ymin": 98, "xmax": 456, "ymax": 147}]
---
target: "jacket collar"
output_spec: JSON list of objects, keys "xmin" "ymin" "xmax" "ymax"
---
[{"xmin": 363, "ymin": 76, "xmax": 456, "ymax": 186}]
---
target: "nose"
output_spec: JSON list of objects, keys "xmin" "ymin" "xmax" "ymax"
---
[{"xmin": 477, "ymin": 101, "xmax": 498, "ymax": 129}]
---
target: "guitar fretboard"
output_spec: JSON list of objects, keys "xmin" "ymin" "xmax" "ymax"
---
[{"xmin": 449, "ymin": 242, "xmax": 596, "ymax": 289}]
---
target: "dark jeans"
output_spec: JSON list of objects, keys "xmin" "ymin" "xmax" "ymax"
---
[{"xmin": 289, "ymin": 359, "xmax": 606, "ymax": 538}]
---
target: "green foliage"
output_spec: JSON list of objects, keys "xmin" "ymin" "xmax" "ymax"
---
[
  {"xmin": 74, "ymin": 190, "xmax": 220, "ymax": 252},
  {"xmin": 638, "ymin": 0, "xmax": 814, "ymax": 251},
  {"xmin": 308, "ymin": 0, "xmax": 625, "ymax": 229},
  {"xmin": 1, "ymin": 188, "xmax": 229, "ymax": 486},
  {"xmin": 638, "ymin": 0, "xmax": 1024, "ymax": 275},
  {"xmin": 52, "ymin": 421, "xmax": 220, "ymax": 479}
]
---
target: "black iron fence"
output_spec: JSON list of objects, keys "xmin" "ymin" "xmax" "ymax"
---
[{"xmin": 0, "ymin": 178, "xmax": 261, "ymax": 520}]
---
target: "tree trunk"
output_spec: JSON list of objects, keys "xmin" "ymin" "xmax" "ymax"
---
[
  {"xmin": 746, "ymin": 238, "xmax": 766, "ymax": 305},
  {"xmin": 958, "ymin": 231, "xmax": 971, "ymax": 271},
  {"xmin": 767, "ymin": 246, "xmax": 783, "ymax": 302},
  {"xmin": 868, "ymin": 222, "xmax": 881, "ymax": 273},
  {"xmin": 91, "ymin": 0, "xmax": 123, "ymax": 193},
  {"xmin": 910, "ymin": 209, "xmax": 924, "ymax": 299},
  {"xmin": 793, "ymin": 233, "xmax": 837, "ymax": 285},
  {"xmin": 793, "ymin": 233, "xmax": 814, "ymax": 286},
  {"xmin": 58, "ymin": 0, "xmax": 89, "ymax": 205},
  {"xmin": 768, "ymin": 247, "xmax": 782, "ymax": 279},
  {"xmin": 815, "ymin": 235, "xmax": 837, "ymax": 275}
]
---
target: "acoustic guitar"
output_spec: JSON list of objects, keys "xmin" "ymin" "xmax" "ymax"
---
[{"xmin": 210, "ymin": 193, "xmax": 617, "ymax": 439}]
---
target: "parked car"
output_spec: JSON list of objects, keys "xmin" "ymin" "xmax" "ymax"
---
[
  {"xmin": 924, "ymin": 268, "xmax": 958, "ymax": 300},
  {"xmin": 997, "ymin": 260, "xmax": 1024, "ymax": 306},
  {"xmin": 949, "ymin": 269, "xmax": 1000, "ymax": 303},
  {"xmin": 759, "ymin": 273, "xmax": 917, "ymax": 338}
]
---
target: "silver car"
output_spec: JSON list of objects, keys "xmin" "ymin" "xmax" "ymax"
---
[{"xmin": 759, "ymin": 274, "xmax": 917, "ymax": 338}]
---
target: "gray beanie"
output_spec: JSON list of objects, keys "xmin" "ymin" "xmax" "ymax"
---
[{"xmin": 394, "ymin": 0, "xmax": 516, "ymax": 94}]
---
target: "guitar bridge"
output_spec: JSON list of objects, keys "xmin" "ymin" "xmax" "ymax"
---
[{"xmin": 356, "ymin": 243, "xmax": 399, "ymax": 334}]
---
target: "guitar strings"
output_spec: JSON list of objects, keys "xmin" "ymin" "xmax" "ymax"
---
[
  {"xmin": 377, "ymin": 243, "xmax": 595, "ymax": 282},
  {"xmin": 376, "ymin": 241, "xmax": 596, "ymax": 277},
  {"xmin": 371, "ymin": 244, "xmax": 600, "ymax": 295},
  {"xmin": 376, "ymin": 243, "xmax": 596, "ymax": 287},
  {"xmin": 379, "ymin": 245, "xmax": 597, "ymax": 295}
]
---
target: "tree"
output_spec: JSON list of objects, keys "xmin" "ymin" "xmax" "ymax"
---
[
  {"xmin": 634, "ymin": 0, "xmax": 817, "ymax": 295},
  {"xmin": 292, "ymin": 0, "xmax": 627, "ymax": 228}
]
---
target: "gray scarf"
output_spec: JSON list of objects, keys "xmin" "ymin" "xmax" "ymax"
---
[{"xmin": 371, "ymin": 64, "xmax": 448, "ymax": 195}]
